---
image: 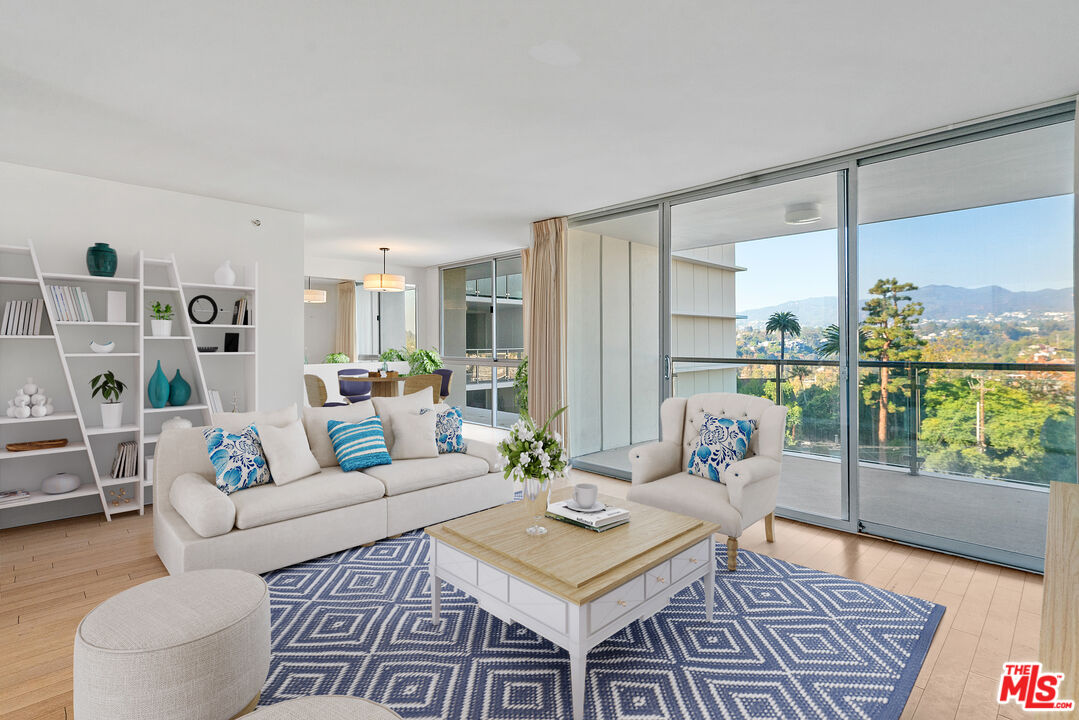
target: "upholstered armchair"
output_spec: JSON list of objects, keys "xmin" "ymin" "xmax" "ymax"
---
[{"xmin": 628, "ymin": 392, "xmax": 788, "ymax": 570}]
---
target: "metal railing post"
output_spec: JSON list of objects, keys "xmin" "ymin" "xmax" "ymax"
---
[
  {"xmin": 774, "ymin": 360, "xmax": 783, "ymax": 405},
  {"xmin": 907, "ymin": 363, "xmax": 919, "ymax": 476}
]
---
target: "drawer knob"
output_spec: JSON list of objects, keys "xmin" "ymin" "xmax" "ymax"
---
[
  {"xmin": 689, "ymin": 557, "xmax": 699, "ymax": 564},
  {"xmin": 656, "ymin": 576, "xmax": 666, "ymax": 583},
  {"xmin": 617, "ymin": 600, "xmax": 627, "ymax": 607}
]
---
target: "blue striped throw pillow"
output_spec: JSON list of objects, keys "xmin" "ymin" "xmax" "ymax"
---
[{"xmin": 327, "ymin": 417, "xmax": 392, "ymax": 471}]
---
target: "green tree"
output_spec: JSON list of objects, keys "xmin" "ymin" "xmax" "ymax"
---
[
  {"xmin": 861, "ymin": 279, "xmax": 925, "ymax": 459},
  {"xmin": 765, "ymin": 311, "xmax": 801, "ymax": 363}
]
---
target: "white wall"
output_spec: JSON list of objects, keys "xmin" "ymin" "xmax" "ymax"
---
[{"xmin": 0, "ymin": 161, "xmax": 306, "ymax": 411}]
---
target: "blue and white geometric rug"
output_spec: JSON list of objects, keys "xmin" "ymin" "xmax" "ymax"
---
[{"xmin": 260, "ymin": 531, "xmax": 944, "ymax": 720}]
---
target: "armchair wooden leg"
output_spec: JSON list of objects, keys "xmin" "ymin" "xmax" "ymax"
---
[
  {"xmin": 764, "ymin": 512, "xmax": 775, "ymax": 543},
  {"xmin": 726, "ymin": 537, "xmax": 738, "ymax": 571}
]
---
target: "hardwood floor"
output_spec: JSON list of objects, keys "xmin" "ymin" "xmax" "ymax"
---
[{"xmin": 0, "ymin": 470, "xmax": 1043, "ymax": 720}]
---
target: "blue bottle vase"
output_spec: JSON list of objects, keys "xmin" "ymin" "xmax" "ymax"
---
[
  {"xmin": 168, "ymin": 369, "xmax": 191, "ymax": 406},
  {"xmin": 147, "ymin": 361, "xmax": 169, "ymax": 409}
]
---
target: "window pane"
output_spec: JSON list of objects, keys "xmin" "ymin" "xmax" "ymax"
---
[
  {"xmin": 856, "ymin": 120, "xmax": 1074, "ymax": 566},
  {"xmin": 495, "ymin": 256, "xmax": 524, "ymax": 360},
  {"xmin": 442, "ymin": 262, "xmax": 492, "ymax": 358}
]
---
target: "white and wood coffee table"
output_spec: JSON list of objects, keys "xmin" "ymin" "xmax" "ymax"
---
[{"xmin": 425, "ymin": 487, "xmax": 720, "ymax": 720}]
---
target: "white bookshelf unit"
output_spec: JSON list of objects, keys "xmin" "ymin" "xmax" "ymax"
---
[{"xmin": 0, "ymin": 242, "xmax": 258, "ymax": 524}]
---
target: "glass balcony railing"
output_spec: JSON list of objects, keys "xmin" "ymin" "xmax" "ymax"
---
[{"xmin": 672, "ymin": 356, "xmax": 1076, "ymax": 488}]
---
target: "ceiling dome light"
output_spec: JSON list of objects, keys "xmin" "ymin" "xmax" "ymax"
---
[
  {"xmin": 364, "ymin": 248, "xmax": 405, "ymax": 293},
  {"xmin": 529, "ymin": 40, "xmax": 581, "ymax": 67},
  {"xmin": 784, "ymin": 202, "xmax": 822, "ymax": 225}
]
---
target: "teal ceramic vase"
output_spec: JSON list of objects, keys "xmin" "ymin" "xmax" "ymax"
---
[
  {"xmin": 86, "ymin": 243, "xmax": 117, "ymax": 277},
  {"xmin": 147, "ymin": 361, "xmax": 169, "ymax": 409},
  {"xmin": 168, "ymin": 369, "xmax": 191, "ymax": 406}
]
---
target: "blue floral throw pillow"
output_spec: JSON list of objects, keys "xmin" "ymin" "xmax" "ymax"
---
[
  {"xmin": 421, "ymin": 406, "xmax": 466, "ymax": 453},
  {"xmin": 204, "ymin": 425, "xmax": 272, "ymax": 494},
  {"xmin": 687, "ymin": 413, "xmax": 754, "ymax": 483},
  {"xmin": 328, "ymin": 417, "xmax": 392, "ymax": 471}
]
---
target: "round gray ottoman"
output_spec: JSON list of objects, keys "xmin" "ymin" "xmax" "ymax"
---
[
  {"xmin": 74, "ymin": 568, "xmax": 270, "ymax": 720},
  {"xmin": 251, "ymin": 696, "xmax": 402, "ymax": 718}
]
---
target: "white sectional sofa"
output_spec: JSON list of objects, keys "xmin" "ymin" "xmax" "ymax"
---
[{"xmin": 154, "ymin": 396, "xmax": 512, "ymax": 575}]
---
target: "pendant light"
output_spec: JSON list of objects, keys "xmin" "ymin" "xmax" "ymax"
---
[
  {"xmin": 303, "ymin": 276, "xmax": 327, "ymax": 304},
  {"xmin": 364, "ymin": 248, "xmax": 405, "ymax": 292}
]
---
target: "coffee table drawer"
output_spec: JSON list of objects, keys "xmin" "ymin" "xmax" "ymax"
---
[
  {"xmin": 477, "ymin": 562, "xmax": 508, "ymax": 602},
  {"xmin": 509, "ymin": 578, "xmax": 567, "ymax": 633},
  {"xmin": 589, "ymin": 574, "xmax": 645, "ymax": 633},
  {"xmin": 437, "ymin": 542, "xmax": 477, "ymax": 585},
  {"xmin": 670, "ymin": 539, "xmax": 711, "ymax": 582},
  {"xmin": 645, "ymin": 561, "xmax": 672, "ymax": 598}
]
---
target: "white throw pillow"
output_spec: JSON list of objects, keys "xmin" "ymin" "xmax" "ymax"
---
[
  {"xmin": 169, "ymin": 472, "xmax": 236, "ymax": 538},
  {"xmin": 259, "ymin": 419, "xmax": 321, "ymax": 485},
  {"xmin": 212, "ymin": 404, "xmax": 297, "ymax": 434},
  {"xmin": 388, "ymin": 410, "xmax": 439, "ymax": 460},
  {"xmin": 302, "ymin": 401, "xmax": 376, "ymax": 467},
  {"xmin": 372, "ymin": 389, "xmax": 434, "ymax": 451}
]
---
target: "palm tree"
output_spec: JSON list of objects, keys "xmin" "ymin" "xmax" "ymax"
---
[
  {"xmin": 765, "ymin": 311, "xmax": 801, "ymax": 363},
  {"xmin": 818, "ymin": 323, "xmax": 868, "ymax": 358},
  {"xmin": 789, "ymin": 365, "xmax": 812, "ymax": 401}
]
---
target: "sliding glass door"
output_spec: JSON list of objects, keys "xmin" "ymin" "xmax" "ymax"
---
[
  {"xmin": 855, "ymin": 119, "xmax": 1075, "ymax": 569},
  {"xmin": 567, "ymin": 208, "xmax": 661, "ymax": 478},
  {"xmin": 668, "ymin": 171, "xmax": 849, "ymax": 522}
]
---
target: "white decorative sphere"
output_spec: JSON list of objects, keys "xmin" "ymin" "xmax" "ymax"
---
[
  {"xmin": 161, "ymin": 416, "xmax": 194, "ymax": 432},
  {"xmin": 31, "ymin": 393, "xmax": 46, "ymax": 405},
  {"xmin": 31, "ymin": 405, "xmax": 47, "ymax": 417},
  {"xmin": 13, "ymin": 405, "xmax": 30, "ymax": 419},
  {"xmin": 22, "ymin": 378, "xmax": 38, "ymax": 396},
  {"xmin": 42, "ymin": 473, "xmax": 80, "ymax": 494}
]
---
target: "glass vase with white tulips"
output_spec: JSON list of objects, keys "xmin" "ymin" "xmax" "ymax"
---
[{"xmin": 498, "ymin": 406, "xmax": 568, "ymax": 536}]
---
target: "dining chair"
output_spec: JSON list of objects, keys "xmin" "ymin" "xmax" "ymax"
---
[
  {"xmin": 433, "ymin": 368, "xmax": 453, "ymax": 400},
  {"xmin": 338, "ymin": 368, "xmax": 372, "ymax": 403},
  {"xmin": 403, "ymin": 374, "xmax": 442, "ymax": 404}
]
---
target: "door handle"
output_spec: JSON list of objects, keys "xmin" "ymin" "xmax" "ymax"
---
[{"xmin": 664, "ymin": 355, "xmax": 671, "ymax": 381}]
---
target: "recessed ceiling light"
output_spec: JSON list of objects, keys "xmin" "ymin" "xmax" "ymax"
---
[
  {"xmin": 784, "ymin": 202, "xmax": 821, "ymax": 225},
  {"xmin": 529, "ymin": 40, "xmax": 581, "ymax": 67}
]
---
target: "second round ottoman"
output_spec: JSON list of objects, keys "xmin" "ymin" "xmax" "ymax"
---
[{"xmin": 73, "ymin": 568, "xmax": 270, "ymax": 720}]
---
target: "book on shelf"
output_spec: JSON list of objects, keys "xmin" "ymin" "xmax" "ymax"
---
[
  {"xmin": 230, "ymin": 296, "xmax": 251, "ymax": 325},
  {"xmin": 110, "ymin": 440, "xmax": 139, "ymax": 479},
  {"xmin": 0, "ymin": 489, "xmax": 30, "ymax": 504},
  {"xmin": 1, "ymin": 298, "xmax": 46, "ymax": 335},
  {"xmin": 46, "ymin": 285, "xmax": 95, "ymax": 323},
  {"xmin": 546, "ymin": 500, "xmax": 630, "ymax": 530},
  {"xmin": 208, "ymin": 389, "xmax": 224, "ymax": 414}
]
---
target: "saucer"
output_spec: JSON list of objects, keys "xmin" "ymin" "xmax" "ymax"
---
[{"xmin": 566, "ymin": 499, "xmax": 606, "ymax": 513}]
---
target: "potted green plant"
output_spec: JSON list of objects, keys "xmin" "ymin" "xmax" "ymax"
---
[
  {"xmin": 149, "ymin": 301, "xmax": 174, "ymax": 337},
  {"xmin": 90, "ymin": 371, "xmax": 127, "ymax": 429},
  {"xmin": 323, "ymin": 352, "xmax": 350, "ymax": 364},
  {"xmin": 379, "ymin": 347, "xmax": 408, "ymax": 372},
  {"xmin": 406, "ymin": 348, "xmax": 443, "ymax": 376}
]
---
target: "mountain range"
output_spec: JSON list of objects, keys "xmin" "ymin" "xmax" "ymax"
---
[{"xmin": 740, "ymin": 285, "xmax": 1074, "ymax": 327}]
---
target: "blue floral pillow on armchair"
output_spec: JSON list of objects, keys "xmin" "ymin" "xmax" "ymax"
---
[
  {"xmin": 421, "ymin": 406, "xmax": 467, "ymax": 453},
  {"xmin": 687, "ymin": 413, "xmax": 754, "ymax": 482},
  {"xmin": 204, "ymin": 425, "xmax": 272, "ymax": 494}
]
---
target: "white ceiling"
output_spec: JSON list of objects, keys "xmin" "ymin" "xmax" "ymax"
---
[{"xmin": 0, "ymin": 1, "xmax": 1077, "ymax": 265}]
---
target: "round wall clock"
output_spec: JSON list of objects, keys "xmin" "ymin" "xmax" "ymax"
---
[{"xmin": 187, "ymin": 294, "xmax": 219, "ymax": 324}]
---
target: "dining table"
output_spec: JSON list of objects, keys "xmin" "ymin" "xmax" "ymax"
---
[{"xmin": 339, "ymin": 373, "xmax": 405, "ymax": 398}]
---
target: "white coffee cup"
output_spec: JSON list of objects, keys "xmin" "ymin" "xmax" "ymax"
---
[{"xmin": 573, "ymin": 483, "xmax": 598, "ymax": 509}]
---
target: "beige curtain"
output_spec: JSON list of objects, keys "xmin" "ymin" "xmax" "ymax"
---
[
  {"xmin": 336, "ymin": 281, "xmax": 356, "ymax": 359},
  {"xmin": 523, "ymin": 217, "xmax": 568, "ymax": 441}
]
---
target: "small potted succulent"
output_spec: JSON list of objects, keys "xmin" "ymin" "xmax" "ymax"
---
[
  {"xmin": 90, "ymin": 371, "xmax": 127, "ymax": 429},
  {"xmin": 149, "ymin": 301, "xmax": 174, "ymax": 337}
]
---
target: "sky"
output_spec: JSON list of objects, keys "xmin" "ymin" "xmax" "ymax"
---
[{"xmin": 734, "ymin": 195, "xmax": 1074, "ymax": 312}]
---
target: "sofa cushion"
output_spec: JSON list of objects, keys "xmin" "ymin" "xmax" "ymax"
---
[
  {"xmin": 169, "ymin": 473, "xmax": 236, "ymax": 538},
  {"xmin": 212, "ymin": 404, "xmax": 297, "ymax": 434},
  {"xmin": 363, "ymin": 454, "xmax": 490, "ymax": 496},
  {"xmin": 627, "ymin": 471, "xmax": 746, "ymax": 537},
  {"xmin": 203, "ymin": 425, "xmax": 272, "ymax": 494},
  {"xmin": 388, "ymin": 410, "xmax": 438, "ymax": 460},
  {"xmin": 687, "ymin": 413, "xmax": 753, "ymax": 482},
  {"xmin": 259, "ymin": 419, "xmax": 321, "ymax": 485},
  {"xmin": 371, "ymin": 389, "xmax": 433, "ymax": 451},
  {"xmin": 230, "ymin": 465, "xmax": 385, "ymax": 529},
  {"xmin": 328, "ymin": 418, "xmax": 392, "ymax": 471},
  {"xmin": 302, "ymin": 401, "xmax": 375, "ymax": 467}
]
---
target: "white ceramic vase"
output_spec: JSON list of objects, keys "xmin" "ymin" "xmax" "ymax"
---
[
  {"xmin": 100, "ymin": 402, "xmax": 124, "ymax": 429},
  {"xmin": 151, "ymin": 319, "xmax": 172, "ymax": 337},
  {"xmin": 214, "ymin": 260, "xmax": 236, "ymax": 286}
]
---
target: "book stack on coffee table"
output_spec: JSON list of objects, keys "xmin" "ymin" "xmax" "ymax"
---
[{"xmin": 546, "ymin": 500, "xmax": 630, "ymax": 532}]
